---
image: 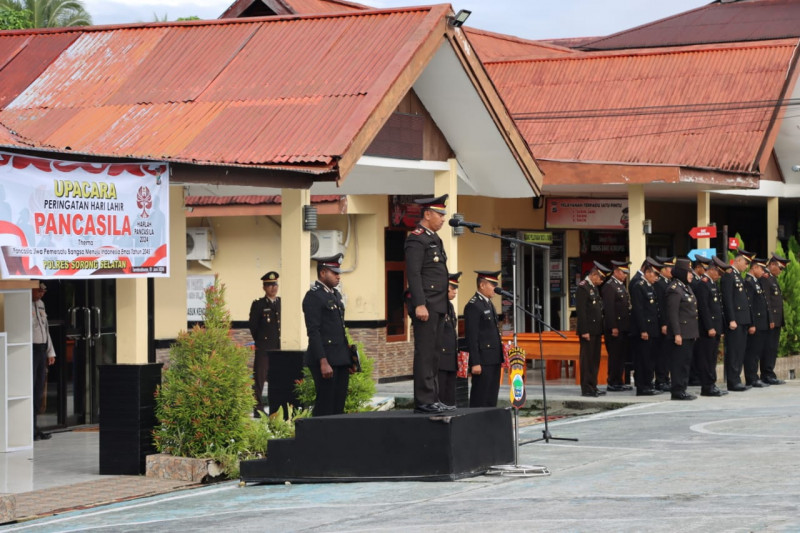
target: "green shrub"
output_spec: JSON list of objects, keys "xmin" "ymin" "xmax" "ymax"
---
[
  {"xmin": 776, "ymin": 242, "xmax": 800, "ymax": 356},
  {"xmin": 153, "ymin": 277, "xmax": 254, "ymax": 465},
  {"xmin": 295, "ymin": 330, "xmax": 376, "ymax": 412}
]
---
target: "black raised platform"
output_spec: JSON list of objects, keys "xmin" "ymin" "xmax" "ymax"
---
[{"xmin": 240, "ymin": 407, "xmax": 513, "ymax": 483}]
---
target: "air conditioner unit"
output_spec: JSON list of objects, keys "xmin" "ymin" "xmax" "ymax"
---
[
  {"xmin": 310, "ymin": 230, "xmax": 344, "ymax": 259},
  {"xmin": 186, "ymin": 227, "xmax": 215, "ymax": 261}
]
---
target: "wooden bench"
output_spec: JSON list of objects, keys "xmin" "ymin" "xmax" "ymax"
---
[{"xmin": 502, "ymin": 331, "xmax": 608, "ymax": 385}]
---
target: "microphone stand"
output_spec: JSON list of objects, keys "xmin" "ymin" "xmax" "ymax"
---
[
  {"xmin": 461, "ymin": 226, "xmax": 576, "ymax": 445},
  {"xmin": 458, "ymin": 226, "xmax": 552, "ymax": 476}
]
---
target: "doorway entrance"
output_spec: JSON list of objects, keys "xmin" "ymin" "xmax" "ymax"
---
[
  {"xmin": 500, "ymin": 231, "xmax": 566, "ymax": 333},
  {"xmin": 39, "ymin": 279, "xmax": 116, "ymax": 429}
]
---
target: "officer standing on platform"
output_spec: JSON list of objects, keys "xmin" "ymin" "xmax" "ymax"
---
[
  {"xmin": 721, "ymin": 249, "xmax": 754, "ymax": 391},
  {"xmin": 465, "ymin": 271, "xmax": 503, "ymax": 408},
  {"xmin": 694, "ymin": 257, "xmax": 728, "ymax": 397},
  {"xmin": 761, "ymin": 253, "xmax": 787, "ymax": 385},
  {"xmin": 744, "ymin": 257, "xmax": 770, "ymax": 388},
  {"xmin": 405, "ymin": 195, "xmax": 451, "ymax": 414},
  {"xmin": 629, "ymin": 257, "xmax": 663, "ymax": 396},
  {"xmin": 577, "ymin": 261, "xmax": 610, "ymax": 397},
  {"xmin": 248, "ymin": 271, "xmax": 280, "ymax": 417},
  {"xmin": 654, "ymin": 256, "xmax": 676, "ymax": 392},
  {"xmin": 602, "ymin": 260, "xmax": 633, "ymax": 392},
  {"xmin": 438, "ymin": 272, "xmax": 461, "ymax": 407},
  {"xmin": 666, "ymin": 258, "xmax": 699, "ymax": 400},
  {"xmin": 302, "ymin": 254, "xmax": 352, "ymax": 417}
]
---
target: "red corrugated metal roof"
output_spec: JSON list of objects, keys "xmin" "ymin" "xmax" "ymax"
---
[
  {"xmin": 465, "ymin": 27, "xmax": 575, "ymax": 61},
  {"xmin": 583, "ymin": 0, "xmax": 800, "ymax": 50},
  {"xmin": 0, "ymin": 7, "xmax": 444, "ymax": 173},
  {"xmin": 485, "ymin": 39, "xmax": 799, "ymax": 173},
  {"xmin": 185, "ymin": 194, "xmax": 342, "ymax": 206}
]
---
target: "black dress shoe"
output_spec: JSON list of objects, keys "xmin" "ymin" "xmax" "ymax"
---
[
  {"xmin": 655, "ymin": 382, "xmax": 671, "ymax": 392},
  {"xmin": 437, "ymin": 402, "xmax": 457, "ymax": 411},
  {"xmin": 606, "ymin": 384, "xmax": 626, "ymax": 392},
  {"xmin": 728, "ymin": 383, "xmax": 751, "ymax": 391},
  {"xmin": 700, "ymin": 386, "xmax": 728, "ymax": 397},
  {"xmin": 34, "ymin": 428, "xmax": 52, "ymax": 441},
  {"xmin": 414, "ymin": 403, "xmax": 445, "ymax": 414},
  {"xmin": 671, "ymin": 392, "xmax": 697, "ymax": 401},
  {"xmin": 581, "ymin": 391, "xmax": 599, "ymax": 397},
  {"xmin": 636, "ymin": 388, "xmax": 660, "ymax": 396},
  {"xmin": 764, "ymin": 377, "xmax": 785, "ymax": 385},
  {"xmin": 748, "ymin": 380, "xmax": 769, "ymax": 388}
]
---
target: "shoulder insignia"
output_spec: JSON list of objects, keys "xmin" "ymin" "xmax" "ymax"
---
[
  {"xmin": 310, "ymin": 285, "xmax": 320, "ymax": 291},
  {"xmin": 579, "ymin": 280, "xmax": 587, "ymax": 286},
  {"xmin": 411, "ymin": 227, "xmax": 424, "ymax": 235},
  {"xmin": 469, "ymin": 296, "xmax": 477, "ymax": 303},
  {"xmin": 669, "ymin": 283, "xmax": 677, "ymax": 290}
]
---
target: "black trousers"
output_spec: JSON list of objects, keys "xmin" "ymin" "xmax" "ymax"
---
[
  {"xmin": 724, "ymin": 324, "xmax": 748, "ymax": 386},
  {"xmin": 632, "ymin": 336, "xmax": 655, "ymax": 392},
  {"xmin": 695, "ymin": 335, "xmax": 720, "ymax": 388},
  {"xmin": 252, "ymin": 350, "xmax": 269, "ymax": 412},
  {"xmin": 655, "ymin": 334, "xmax": 671, "ymax": 385},
  {"xmin": 604, "ymin": 331, "xmax": 628, "ymax": 387},
  {"xmin": 32, "ymin": 344, "xmax": 48, "ymax": 421},
  {"xmin": 762, "ymin": 327, "xmax": 780, "ymax": 381},
  {"xmin": 309, "ymin": 363, "xmax": 350, "ymax": 417},
  {"xmin": 412, "ymin": 312, "xmax": 444, "ymax": 406},
  {"xmin": 670, "ymin": 337, "xmax": 695, "ymax": 394},
  {"xmin": 579, "ymin": 334, "xmax": 602, "ymax": 394},
  {"xmin": 469, "ymin": 363, "xmax": 501, "ymax": 407},
  {"xmin": 744, "ymin": 329, "xmax": 768, "ymax": 385},
  {"xmin": 437, "ymin": 369, "xmax": 457, "ymax": 406}
]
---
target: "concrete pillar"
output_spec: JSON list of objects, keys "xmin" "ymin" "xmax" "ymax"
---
[
  {"xmin": 154, "ymin": 184, "xmax": 187, "ymax": 339},
  {"xmin": 281, "ymin": 188, "xmax": 311, "ymax": 350},
  {"xmin": 697, "ymin": 191, "xmax": 711, "ymax": 250},
  {"xmin": 627, "ymin": 184, "xmax": 646, "ymax": 269},
  {"xmin": 767, "ymin": 197, "xmax": 779, "ymax": 254},
  {"xmin": 116, "ymin": 278, "xmax": 149, "ymax": 364},
  {"xmin": 435, "ymin": 158, "xmax": 458, "ymax": 309}
]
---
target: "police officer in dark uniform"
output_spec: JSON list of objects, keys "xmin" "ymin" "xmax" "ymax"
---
[
  {"xmin": 405, "ymin": 194, "xmax": 451, "ymax": 414},
  {"xmin": 689, "ymin": 255, "xmax": 711, "ymax": 386},
  {"xmin": 465, "ymin": 271, "xmax": 504, "ymax": 408},
  {"xmin": 694, "ymin": 256, "xmax": 728, "ymax": 397},
  {"xmin": 629, "ymin": 257, "xmax": 663, "ymax": 396},
  {"xmin": 666, "ymin": 258, "xmax": 699, "ymax": 400},
  {"xmin": 744, "ymin": 257, "xmax": 770, "ymax": 388},
  {"xmin": 577, "ymin": 261, "xmax": 610, "ymax": 397},
  {"xmin": 248, "ymin": 271, "xmax": 280, "ymax": 417},
  {"xmin": 438, "ymin": 272, "xmax": 461, "ymax": 407},
  {"xmin": 654, "ymin": 256, "xmax": 676, "ymax": 392},
  {"xmin": 760, "ymin": 253, "xmax": 787, "ymax": 385},
  {"xmin": 721, "ymin": 249, "xmax": 754, "ymax": 391},
  {"xmin": 602, "ymin": 260, "xmax": 632, "ymax": 392},
  {"xmin": 302, "ymin": 254, "xmax": 352, "ymax": 417}
]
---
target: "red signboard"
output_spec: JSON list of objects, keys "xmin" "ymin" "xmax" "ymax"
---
[
  {"xmin": 689, "ymin": 226, "xmax": 717, "ymax": 239},
  {"xmin": 729, "ymin": 237, "xmax": 740, "ymax": 249}
]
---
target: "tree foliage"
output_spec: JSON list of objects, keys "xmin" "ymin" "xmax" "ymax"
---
[
  {"xmin": 0, "ymin": 0, "xmax": 91, "ymax": 28},
  {"xmin": 0, "ymin": 7, "xmax": 31, "ymax": 28}
]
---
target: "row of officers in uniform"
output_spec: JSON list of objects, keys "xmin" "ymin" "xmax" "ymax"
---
[{"xmin": 576, "ymin": 250, "xmax": 788, "ymax": 400}]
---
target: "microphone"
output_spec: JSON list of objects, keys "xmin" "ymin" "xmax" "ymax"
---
[
  {"xmin": 448, "ymin": 217, "xmax": 481, "ymax": 229},
  {"xmin": 494, "ymin": 286, "xmax": 514, "ymax": 299}
]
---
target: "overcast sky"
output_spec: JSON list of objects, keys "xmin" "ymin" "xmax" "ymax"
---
[{"xmin": 84, "ymin": 0, "xmax": 711, "ymax": 40}]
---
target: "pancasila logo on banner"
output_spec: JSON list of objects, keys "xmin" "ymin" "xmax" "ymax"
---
[{"xmin": 0, "ymin": 152, "xmax": 169, "ymax": 279}]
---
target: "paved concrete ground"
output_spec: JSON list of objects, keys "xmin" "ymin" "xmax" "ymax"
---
[{"xmin": 4, "ymin": 381, "xmax": 800, "ymax": 532}]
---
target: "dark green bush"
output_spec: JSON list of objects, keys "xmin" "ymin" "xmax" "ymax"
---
[
  {"xmin": 153, "ymin": 277, "xmax": 254, "ymax": 461},
  {"xmin": 295, "ymin": 331, "xmax": 376, "ymax": 412}
]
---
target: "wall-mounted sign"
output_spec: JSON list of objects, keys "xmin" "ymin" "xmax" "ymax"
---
[
  {"xmin": 0, "ymin": 151, "xmax": 169, "ymax": 279},
  {"xmin": 546, "ymin": 198, "xmax": 628, "ymax": 230},
  {"xmin": 522, "ymin": 232, "xmax": 553, "ymax": 244},
  {"xmin": 187, "ymin": 275, "xmax": 215, "ymax": 321}
]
